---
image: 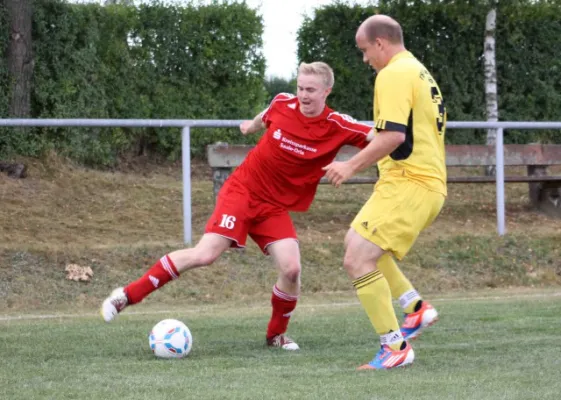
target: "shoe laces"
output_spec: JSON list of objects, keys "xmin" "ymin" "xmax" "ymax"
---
[
  {"xmin": 111, "ymin": 291, "xmax": 128, "ymax": 311},
  {"xmin": 270, "ymin": 334, "xmax": 293, "ymax": 346},
  {"xmin": 376, "ymin": 345, "xmax": 390, "ymax": 358}
]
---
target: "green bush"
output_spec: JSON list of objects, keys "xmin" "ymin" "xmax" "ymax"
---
[
  {"xmin": 298, "ymin": 0, "xmax": 561, "ymax": 145},
  {"xmin": 2, "ymin": 0, "xmax": 561, "ymax": 165},
  {"xmin": 1, "ymin": 0, "xmax": 266, "ymax": 164}
]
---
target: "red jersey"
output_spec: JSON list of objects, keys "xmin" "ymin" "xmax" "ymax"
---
[{"xmin": 231, "ymin": 93, "xmax": 372, "ymax": 211}]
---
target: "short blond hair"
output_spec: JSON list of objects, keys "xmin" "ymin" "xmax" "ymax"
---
[{"xmin": 298, "ymin": 62, "xmax": 335, "ymax": 89}]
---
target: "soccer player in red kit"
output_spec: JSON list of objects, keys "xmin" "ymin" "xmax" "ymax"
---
[{"xmin": 101, "ymin": 62, "xmax": 373, "ymax": 350}]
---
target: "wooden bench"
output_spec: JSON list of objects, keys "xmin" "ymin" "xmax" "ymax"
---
[{"xmin": 207, "ymin": 143, "xmax": 561, "ymax": 217}]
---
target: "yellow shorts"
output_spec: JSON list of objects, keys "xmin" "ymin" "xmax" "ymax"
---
[{"xmin": 350, "ymin": 178, "xmax": 445, "ymax": 260}]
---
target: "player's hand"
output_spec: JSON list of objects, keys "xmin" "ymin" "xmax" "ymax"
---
[
  {"xmin": 239, "ymin": 120, "xmax": 254, "ymax": 135},
  {"xmin": 322, "ymin": 161, "xmax": 355, "ymax": 188}
]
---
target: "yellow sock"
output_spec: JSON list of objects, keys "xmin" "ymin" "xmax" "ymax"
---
[
  {"xmin": 352, "ymin": 270, "xmax": 403, "ymax": 351},
  {"xmin": 377, "ymin": 254, "xmax": 421, "ymax": 314}
]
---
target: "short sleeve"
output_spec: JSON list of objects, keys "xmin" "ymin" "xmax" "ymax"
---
[
  {"xmin": 374, "ymin": 69, "xmax": 413, "ymax": 133},
  {"xmin": 261, "ymin": 93, "xmax": 295, "ymax": 125},
  {"xmin": 327, "ymin": 112, "xmax": 373, "ymax": 149}
]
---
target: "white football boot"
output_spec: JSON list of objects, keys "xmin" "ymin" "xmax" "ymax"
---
[
  {"xmin": 100, "ymin": 287, "xmax": 128, "ymax": 322},
  {"xmin": 266, "ymin": 334, "xmax": 300, "ymax": 350}
]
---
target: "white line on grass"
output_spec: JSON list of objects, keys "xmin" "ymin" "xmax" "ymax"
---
[{"xmin": 1, "ymin": 290, "xmax": 560, "ymax": 322}]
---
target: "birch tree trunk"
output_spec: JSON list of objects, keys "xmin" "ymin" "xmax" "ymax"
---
[{"xmin": 484, "ymin": 8, "xmax": 498, "ymax": 176}]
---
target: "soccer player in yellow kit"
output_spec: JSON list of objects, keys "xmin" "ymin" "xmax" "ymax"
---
[{"xmin": 323, "ymin": 14, "xmax": 447, "ymax": 370}]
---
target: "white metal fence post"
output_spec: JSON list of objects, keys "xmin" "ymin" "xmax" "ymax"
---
[
  {"xmin": 182, "ymin": 126, "xmax": 192, "ymax": 244},
  {"xmin": 495, "ymin": 127, "xmax": 506, "ymax": 235}
]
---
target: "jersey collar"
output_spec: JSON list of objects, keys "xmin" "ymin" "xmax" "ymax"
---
[
  {"xmin": 388, "ymin": 50, "xmax": 414, "ymax": 66},
  {"xmin": 296, "ymin": 101, "xmax": 333, "ymax": 124}
]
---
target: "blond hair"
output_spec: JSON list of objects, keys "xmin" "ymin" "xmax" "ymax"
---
[{"xmin": 298, "ymin": 62, "xmax": 335, "ymax": 89}]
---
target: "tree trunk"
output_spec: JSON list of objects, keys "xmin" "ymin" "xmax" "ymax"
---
[
  {"xmin": 484, "ymin": 8, "xmax": 498, "ymax": 176},
  {"xmin": 2, "ymin": 0, "xmax": 33, "ymax": 178},
  {"xmin": 5, "ymin": 0, "xmax": 34, "ymax": 118}
]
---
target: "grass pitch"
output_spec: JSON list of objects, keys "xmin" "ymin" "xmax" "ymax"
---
[
  {"xmin": 1, "ymin": 158, "xmax": 560, "ymax": 399},
  {"xmin": 1, "ymin": 290, "xmax": 560, "ymax": 400}
]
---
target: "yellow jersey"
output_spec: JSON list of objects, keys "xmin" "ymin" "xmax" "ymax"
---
[{"xmin": 373, "ymin": 51, "xmax": 447, "ymax": 196}]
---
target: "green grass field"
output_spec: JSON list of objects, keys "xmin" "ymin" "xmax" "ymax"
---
[
  {"xmin": 2, "ymin": 290, "xmax": 560, "ymax": 400},
  {"xmin": 2, "ymin": 159, "xmax": 560, "ymax": 399}
]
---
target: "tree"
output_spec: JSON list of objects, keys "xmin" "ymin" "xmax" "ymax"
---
[
  {"xmin": 1, "ymin": 0, "xmax": 32, "ymax": 178},
  {"xmin": 264, "ymin": 76, "xmax": 296, "ymax": 105},
  {"xmin": 484, "ymin": 7, "xmax": 498, "ymax": 175},
  {"xmin": 5, "ymin": 0, "xmax": 33, "ymax": 118}
]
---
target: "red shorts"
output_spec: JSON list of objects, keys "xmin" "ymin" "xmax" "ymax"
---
[{"xmin": 205, "ymin": 178, "xmax": 298, "ymax": 254}]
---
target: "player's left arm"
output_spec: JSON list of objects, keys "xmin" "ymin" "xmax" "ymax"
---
[
  {"xmin": 323, "ymin": 132, "xmax": 405, "ymax": 187},
  {"xmin": 327, "ymin": 112, "xmax": 375, "ymax": 148},
  {"xmin": 323, "ymin": 69, "xmax": 412, "ymax": 187}
]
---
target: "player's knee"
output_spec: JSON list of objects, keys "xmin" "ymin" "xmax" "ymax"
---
[
  {"xmin": 280, "ymin": 261, "xmax": 301, "ymax": 283},
  {"xmin": 342, "ymin": 252, "xmax": 359, "ymax": 273}
]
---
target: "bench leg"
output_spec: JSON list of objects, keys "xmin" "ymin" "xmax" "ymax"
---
[
  {"xmin": 527, "ymin": 165, "xmax": 547, "ymax": 207},
  {"xmin": 213, "ymin": 167, "xmax": 232, "ymax": 202},
  {"xmin": 536, "ymin": 182, "xmax": 561, "ymax": 218},
  {"xmin": 528, "ymin": 165, "xmax": 561, "ymax": 218}
]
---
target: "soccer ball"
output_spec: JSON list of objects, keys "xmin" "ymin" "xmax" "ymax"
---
[{"xmin": 148, "ymin": 319, "xmax": 193, "ymax": 359}]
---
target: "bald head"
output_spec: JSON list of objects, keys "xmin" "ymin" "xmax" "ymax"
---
[
  {"xmin": 355, "ymin": 15, "xmax": 406, "ymax": 72},
  {"xmin": 357, "ymin": 15, "xmax": 403, "ymax": 45}
]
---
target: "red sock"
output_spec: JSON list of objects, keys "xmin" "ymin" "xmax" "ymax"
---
[
  {"xmin": 266, "ymin": 285, "xmax": 298, "ymax": 339},
  {"xmin": 124, "ymin": 255, "xmax": 179, "ymax": 305}
]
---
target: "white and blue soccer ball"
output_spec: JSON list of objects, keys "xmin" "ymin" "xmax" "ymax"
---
[{"xmin": 149, "ymin": 319, "xmax": 193, "ymax": 359}]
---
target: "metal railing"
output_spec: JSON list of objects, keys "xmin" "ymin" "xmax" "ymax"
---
[{"xmin": 2, "ymin": 119, "xmax": 561, "ymax": 242}]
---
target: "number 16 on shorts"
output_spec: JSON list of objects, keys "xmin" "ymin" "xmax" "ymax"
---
[{"xmin": 219, "ymin": 214, "xmax": 236, "ymax": 230}]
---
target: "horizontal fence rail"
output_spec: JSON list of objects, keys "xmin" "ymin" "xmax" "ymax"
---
[
  {"xmin": 3, "ymin": 119, "xmax": 561, "ymax": 129},
  {"xmin": 3, "ymin": 119, "xmax": 561, "ymax": 241}
]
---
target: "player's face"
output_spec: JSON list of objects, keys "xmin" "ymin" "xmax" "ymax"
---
[
  {"xmin": 296, "ymin": 73, "xmax": 331, "ymax": 118},
  {"xmin": 356, "ymin": 33, "xmax": 384, "ymax": 72}
]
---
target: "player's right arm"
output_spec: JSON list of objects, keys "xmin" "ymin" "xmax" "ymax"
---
[
  {"xmin": 239, "ymin": 111, "xmax": 266, "ymax": 135},
  {"xmin": 240, "ymin": 93, "xmax": 295, "ymax": 136},
  {"xmin": 322, "ymin": 70, "xmax": 411, "ymax": 187}
]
